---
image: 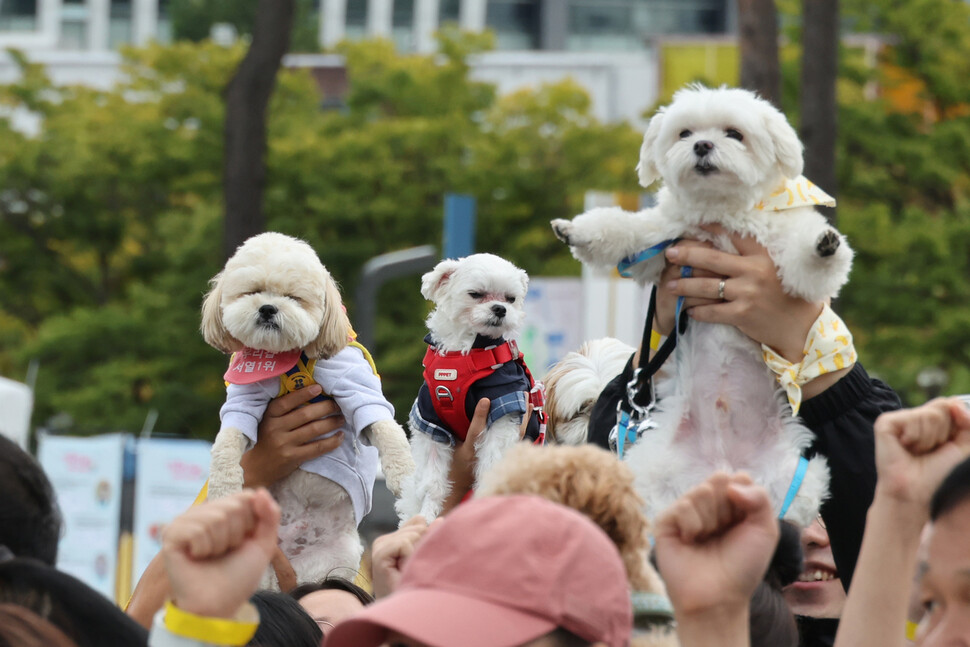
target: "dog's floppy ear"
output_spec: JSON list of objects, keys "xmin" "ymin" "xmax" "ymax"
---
[
  {"xmin": 420, "ymin": 259, "xmax": 461, "ymax": 302},
  {"xmin": 305, "ymin": 273, "xmax": 351, "ymax": 360},
  {"xmin": 763, "ymin": 105, "xmax": 804, "ymax": 179},
  {"xmin": 200, "ymin": 272, "xmax": 237, "ymax": 353},
  {"xmin": 636, "ymin": 109, "xmax": 665, "ymax": 188}
]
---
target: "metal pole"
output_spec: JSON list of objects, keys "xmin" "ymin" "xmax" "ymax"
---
[{"xmin": 355, "ymin": 246, "xmax": 437, "ymax": 349}]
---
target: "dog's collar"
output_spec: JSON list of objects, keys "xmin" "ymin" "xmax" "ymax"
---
[
  {"xmin": 756, "ymin": 175, "xmax": 836, "ymax": 212},
  {"xmin": 423, "ymin": 333, "xmax": 509, "ymax": 352}
]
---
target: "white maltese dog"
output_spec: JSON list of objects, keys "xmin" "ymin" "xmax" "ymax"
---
[
  {"xmin": 201, "ymin": 232, "xmax": 413, "ymax": 587},
  {"xmin": 551, "ymin": 85, "xmax": 854, "ymax": 527},
  {"xmin": 543, "ymin": 338, "xmax": 635, "ymax": 446},
  {"xmin": 394, "ymin": 253, "xmax": 545, "ymax": 523}
]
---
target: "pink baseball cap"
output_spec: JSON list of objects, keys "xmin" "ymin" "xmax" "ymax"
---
[{"xmin": 324, "ymin": 495, "xmax": 632, "ymax": 647}]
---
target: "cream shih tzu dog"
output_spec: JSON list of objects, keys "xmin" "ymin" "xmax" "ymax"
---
[
  {"xmin": 551, "ymin": 85, "xmax": 853, "ymax": 527},
  {"xmin": 394, "ymin": 253, "xmax": 546, "ymax": 523},
  {"xmin": 201, "ymin": 232, "xmax": 413, "ymax": 587},
  {"xmin": 543, "ymin": 337, "xmax": 635, "ymax": 446}
]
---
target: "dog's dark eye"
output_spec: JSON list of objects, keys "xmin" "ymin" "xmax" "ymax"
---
[
  {"xmin": 505, "ymin": 296, "xmax": 516, "ymax": 304},
  {"xmin": 468, "ymin": 291, "xmax": 484, "ymax": 299},
  {"xmin": 679, "ymin": 129, "xmax": 692, "ymax": 139},
  {"xmin": 290, "ymin": 295, "xmax": 304, "ymax": 304},
  {"xmin": 726, "ymin": 128, "xmax": 744, "ymax": 141}
]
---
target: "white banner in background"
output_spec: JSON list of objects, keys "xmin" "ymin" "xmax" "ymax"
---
[
  {"xmin": 131, "ymin": 438, "xmax": 211, "ymax": 587},
  {"xmin": 520, "ymin": 277, "xmax": 584, "ymax": 379},
  {"xmin": 37, "ymin": 432, "xmax": 128, "ymax": 600}
]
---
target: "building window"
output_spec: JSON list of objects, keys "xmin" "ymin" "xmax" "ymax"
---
[
  {"xmin": 110, "ymin": 0, "xmax": 132, "ymax": 48},
  {"xmin": 486, "ymin": 0, "xmax": 539, "ymax": 50},
  {"xmin": 440, "ymin": 0, "xmax": 460, "ymax": 25},
  {"xmin": 157, "ymin": 0, "xmax": 172, "ymax": 43},
  {"xmin": 345, "ymin": 0, "xmax": 366, "ymax": 40},
  {"xmin": 0, "ymin": 0, "xmax": 37, "ymax": 32},
  {"xmin": 566, "ymin": 0, "xmax": 727, "ymax": 52},
  {"xmin": 567, "ymin": 2, "xmax": 638, "ymax": 51},
  {"xmin": 392, "ymin": 0, "xmax": 414, "ymax": 51}
]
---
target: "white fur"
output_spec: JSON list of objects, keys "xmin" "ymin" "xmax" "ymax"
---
[
  {"xmin": 550, "ymin": 85, "xmax": 849, "ymax": 526},
  {"xmin": 201, "ymin": 232, "xmax": 413, "ymax": 586},
  {"xmin": 544, "ymin": 338, "xmax": 635, "ymax": 446},
  {"xmin": 395, "ymin": 254, "xmax": 531, "ymax": 523}
]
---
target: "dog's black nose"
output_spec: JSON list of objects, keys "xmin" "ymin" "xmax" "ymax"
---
[
  {"xmin": 694, "ymin": 140, "xmax": 714, "ymax": 156},
  {"xmin": 491, "ymin": 304, "xmax": 507, "ymax": 318},
  {"xmin": 259, "ymin": 304, "xmax": 278, "ymax": 318}
]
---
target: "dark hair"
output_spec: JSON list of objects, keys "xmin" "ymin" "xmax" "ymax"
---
[
  {"xmin": 0, "ymin": 436, "xmax": 61, "ymax": 565},
  {"xmin": 930, "ymin": 455, "xmax": 970, "ymax": 521},
  {"xmin": 0, "ymin": 604, "xmax": 79, "ymax": 647},
  {"xmin": 541, "ymin": 627, "xmax": 594, "ymax": 647},
  {"xmin": 288, "ymin": 577, "xmax": 375, "ymax": 607},
  {"xmin": 765, "ymin": 520, "xmax": 803, "ymax": 590},
  {"xmin": 248, "ymin": 590, "xmax": 322, "ymax": 647},
  {"xmin": 0, "ymin": 558, "xmax": 147, "ymax": 647},
  {"xmin": 748, "ymin": 520, "xmax": 801, "ymax": 647},
  {"xmin": 749, "ymin": 581, "xmax": 799, "ymax": 647}
]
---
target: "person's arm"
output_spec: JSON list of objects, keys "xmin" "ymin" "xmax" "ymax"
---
[
  {"xmin": 148, "ymin": 489, "xmax": 280, "ymax": 647},
  {"xmin": 370, "ymin": 515, "xmax": 438, "ymax": 598},
  {"xmin": 654, "ymin": 472, "xmax": 780, "ymax": 647},
  {"xmin": 441, "ymin": 399, "xmax": 492, "ymax": 514},
  {"xmin": 440, "ymin": 399, "xmax": 532, "ymax": 515},
  {"xmin": 799, "ymin": 363, "xmax": 901, "ymax": 590},
  {"xmin": 834, "ymin": 398, "xmax": 970, "ymax": 647},
  {"xmin": 128, "ymin": 386, "xmax": 345, "ymax": 628},
  {"xmin": 652, "ymin": 230, "xmax": 895, "ymax": 588},
  {"xmin": 657, "ymin": 232, "xmax": 848, "ymax": 398}
]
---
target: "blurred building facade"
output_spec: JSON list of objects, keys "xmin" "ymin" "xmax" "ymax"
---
[{"xmin": 0, "ymin": 0, "xmax": 738, "ymax": 126}]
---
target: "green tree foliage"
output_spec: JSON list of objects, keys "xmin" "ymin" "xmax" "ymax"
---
[
  {"xmin": 807, "ymin": 0, "xmax": 970, "ymax": 402},
  {"xmin": 0, "ymin": 33, "xmax": 641, "ymax": 437}
]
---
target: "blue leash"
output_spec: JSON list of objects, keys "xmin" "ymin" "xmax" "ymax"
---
[
  {"xmin": 778, "ymin": 456, "xmax": 809, "ymax": 519},
  {"xmin": 618, "ymin": 242, "xmax": 809, "ymax": 521},
  {"xmin": 617, "ymin": 239, "xmax": 679, "ymax": 277}
]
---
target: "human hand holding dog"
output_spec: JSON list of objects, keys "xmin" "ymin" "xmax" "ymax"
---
[
  {"xmin": 660, "ymin": 227, "xmax": 822, "ymax": 363},
  {"xmin": 654, "ymin": 472, "xmax": 779, "ymax": 647},
  {"xmin": 241, "ymin": 385, "xmax": 346, "ymax": 489},
  {"xmin": 440, "ymin": 398, "xmax": 532, "ymax": 515},
  {"xmin": 162, "ymin": 489, "xmax": 280, "ymax": 619}
]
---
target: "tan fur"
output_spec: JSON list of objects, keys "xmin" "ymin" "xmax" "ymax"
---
[
  {"xmin": 543, "ymin": 338, "xmax": 634, "ymax": 446},
  {"xmin": 199, "ymin": 272, "xmax": 239, "ymax": 353},
  {"xmin": 304, "ymin": 275, "xmax": 351, "ymax": 360}
]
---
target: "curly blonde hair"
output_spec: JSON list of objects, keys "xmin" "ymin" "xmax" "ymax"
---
[{"xmin": 476, "ymin": 443, "xmax": 663, "ymax": 594}]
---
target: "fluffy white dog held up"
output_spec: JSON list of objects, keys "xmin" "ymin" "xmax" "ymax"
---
[
  {"xmin": 395, "ymin": 253, "xmax": 546, "ymax": 523},
  {"xmin": 551, "ymin": 85, "xmax": 853, "ymax": 526}
]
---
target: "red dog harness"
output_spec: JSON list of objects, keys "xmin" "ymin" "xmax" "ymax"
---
[{"xmin": 421, "ymin": 339, "xmax": 546, "ymax": 443}]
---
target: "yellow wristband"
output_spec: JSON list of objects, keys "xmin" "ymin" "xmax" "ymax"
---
[
  {"xmin": 906, "ymin": 620, "xmax": 918, "ymax": 641},
  {"xmin": 163, "ymin": 600, "xmax": 259, "ymax": 646},
  {"xmin": 649, "ymin": 329, "xmax": 663, "ymax": 351}
]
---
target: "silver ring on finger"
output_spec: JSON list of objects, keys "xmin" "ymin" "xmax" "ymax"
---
[{"xmin": 717, "ymin": 279, "xmax": 726, "ymax": 301}]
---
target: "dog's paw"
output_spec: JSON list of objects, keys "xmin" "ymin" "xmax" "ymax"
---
[
  {"xmin": 815, "ymin": 229, "xmax": 841, "ymax": 258},
  {"xmin": 551, "ymin": 219, "xmax": 578, "ymax": 246}
]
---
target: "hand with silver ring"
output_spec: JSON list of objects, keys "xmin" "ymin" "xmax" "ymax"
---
[{"xmin": 657, "ymin": 225, "xmax": 825, "ymax": 363}]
